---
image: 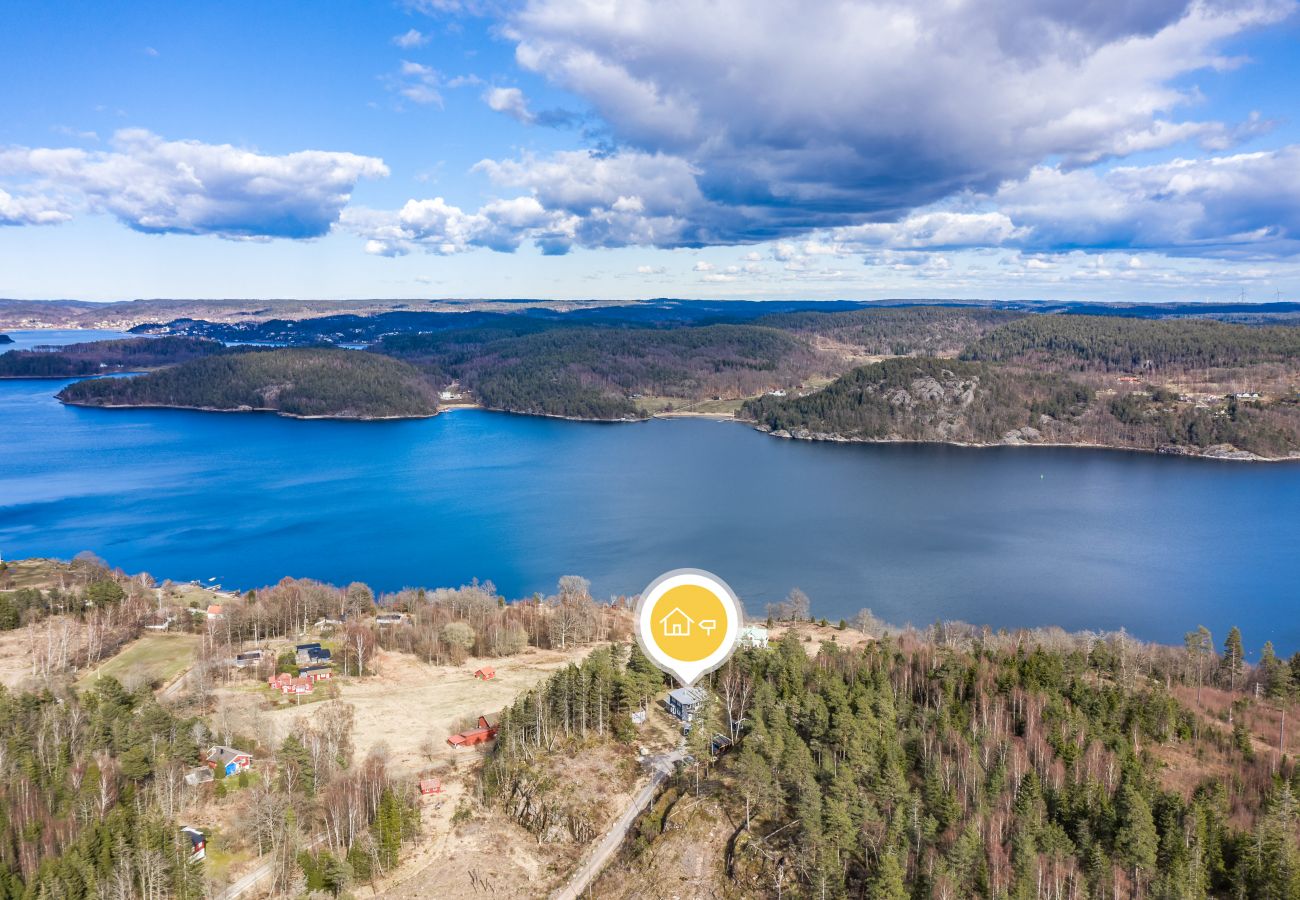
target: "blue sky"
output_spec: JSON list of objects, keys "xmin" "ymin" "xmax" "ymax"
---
[{"xmin": 2, "ymin": 0, "xmax": 1299, "ymax": 302}]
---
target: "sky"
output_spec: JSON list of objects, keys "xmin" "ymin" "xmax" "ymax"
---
[{"xmin": 1, "ymin": 0, "xmax": 1299, "ymax": 303}]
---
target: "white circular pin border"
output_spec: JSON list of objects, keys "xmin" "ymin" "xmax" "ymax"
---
[{"xmin": 634, "ymin": 568, "xmax": 742, "ymax": 686}]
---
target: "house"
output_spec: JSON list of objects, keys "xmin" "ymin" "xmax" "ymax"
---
[
  {"xmin": 739, "ymin": 625, "xmax": 769, "ymax": 649},
  {"xmin": 474, "ymin": 666, "xmax": 495, "ymax": 680},
  {"xmin": 376, "ymin": 612, "xmax": 408, "ymax": 626},
  {"xmin": 667, "ymin": 686, "xmax": 708, "ymax": 722},
  {"xmin": 180, "ymin": 826, "xmax": 206, "ymax": 863},
  {"xmin": 631, "ymin": 710, "xmax": 647, "ymax": 726},
  {"xmin": 184, "ymin": 767, "xmax": 214, "ymax": 787},
  {"xmin": 710, "ymin": 733, "xmax": 734, "ymax": 755},
  {"xmin": 295, "ymin": 642, "xmax": 321, "ymax": 664},
  {"xmin": 306, "ymin": 647, "xmax": 332, "ymax": 663},
  {"xmin": 206, "ymin": 746, "xmax": 253, "ymax": 777},
  {"xmin": 299, "ymin": 665, "xmax": 333, "ymax": 682},
  {"xmin": 205, "ymin": 604, "xmax": 224, "ymax": 620},
  {"xmin": 419, "ymin": 778, "xmax": 443, "ymax": 795},
  {"xmin": 234, "ymin": 649, "xmax": 264, "ymax": 668},
  {"xmin": 447, "ymin": 716, "xmax": 498, "ymax": 748},
  {"xmin": 659, "ymin": 607, "xmax": 694, "ymax": 637}
]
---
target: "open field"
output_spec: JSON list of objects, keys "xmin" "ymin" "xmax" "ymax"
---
[
  {"xmin": 214, "ymin": 643, "xmax": 599, "ymax": 777},
  {"xmin": 76, "ymin": 632, "xmax": 198, "ymax": 691}
]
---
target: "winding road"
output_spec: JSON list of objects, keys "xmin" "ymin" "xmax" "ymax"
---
[{"xmin": 552, "ymin": 749, "xmax": 685, "ymax": 900}]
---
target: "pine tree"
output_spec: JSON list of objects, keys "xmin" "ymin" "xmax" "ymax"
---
[{"xmin": 1115, "ymin": 784, "xmax": 1159, "ymax": 899}]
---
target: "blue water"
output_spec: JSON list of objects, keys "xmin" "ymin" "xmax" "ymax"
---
[
  {"xmin": 2, "ymin": 332, "xmax": 1299, "ymax": 653},
  {"xmin": 1, "ymin": 329, "xmax": 138, "ymax": 353}
]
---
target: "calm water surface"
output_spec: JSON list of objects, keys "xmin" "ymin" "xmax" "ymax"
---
[{"xmin": 2, "ymin": 332, "xmax": 1298, "ymax": 652}]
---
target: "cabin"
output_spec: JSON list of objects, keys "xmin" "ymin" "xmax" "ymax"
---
[
  {"xmin": 739, "ymin": 625, "xmax": 769, "ymax": 649},
  {"xmin": 375, "ymin": 612, "xmax": 408, "ymax": 626},
  {"xmin": 447, "ymin": 716, "xmax": 498, "ymax": 749},
  {"xmin": 474, "ymin": 666, "xmax": 495, "ymax": 680},
  {"xmin": 206, "ymin": 746, "xmax": 253, "ymax": 777},
  {"xmin": 419, "ymin": 778, "xmax": 443, "ymax": 795},
  {"xmin": 711, "ymin": 733, "xmax": 734, "ymax": 756},
  {"xmin": 234, "ymin": 649, "xmax": 265, "ymax": 668},
  {"xmin": 667, "ymin": 686, "xmax": 708, "ymax": 722},
  {"xmin": 205, "ymin": 604, "xmax": 224, "ymax": 620},
  {"xmin": 180, "ymin": 826, "xmax": 206, "ymax": 863},
  {"xmin": 299, "ymin": 665, "xmax": 333, "ymax": 682}
]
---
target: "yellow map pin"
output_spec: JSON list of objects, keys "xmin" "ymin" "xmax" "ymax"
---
[{"xmin": 634, "ymin": 568, "xmax": 742, "ymax": 685}]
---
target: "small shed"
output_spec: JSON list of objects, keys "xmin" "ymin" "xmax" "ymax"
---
[
  {"xmin": 419, "ymin": 778, "xmax": 443, "ymax": 795},
  {"xmin": 474, "ymin": 666, "xmax": 495, "ymax": 680}
]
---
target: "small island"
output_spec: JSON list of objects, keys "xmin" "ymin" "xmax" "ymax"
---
[
  {"xmin": 0, "ymin": 333, "xmax": 13, "ymax": 344},
  {"xmin": 56, "ymin": 347, "xmax": 439, "ymax": 419},
  {"xmin": 0, "ymin": 336, "xmax": 223, "ymax": 377}
]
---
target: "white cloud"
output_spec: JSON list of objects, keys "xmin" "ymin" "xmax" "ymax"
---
[
  {"xmin": 997, "ymin": 146, "xmax": 1300, "ymax": 258},
  {"xmin": 392, "ymin": 28, "xmax": 431, "ymax": 48},
  {"xmin": 483, "ymin": 86, "xmax": 535, "ymax": 124},
  {"xmin": 0, "ymin": 129, "xmax": 388, "ymax": 238},
  {"xmin": 0, "ymin": 188, "xmax": 72, "ymax": 226}
]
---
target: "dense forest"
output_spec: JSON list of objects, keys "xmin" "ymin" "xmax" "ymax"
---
[
  {"xmin": 56, "ymin": 348, "xmax": 438, "ymax": 419},
  {"xmin": 962, "ymin": 316, "xmax": 1300, "ymax": 373},
  {"xmin": 504, "ymin": 622, "xmax": 1300, "ymax": 899},
  {"xmin": 0, "ymin": 336, "xmax": 224, "ymax": 377},
  {"xmin": 757, "ymin": 307, "xmax": 1022, "ymax": 357},
  {"xmin": 741, "ymin": 357, "xmax": 1085, "ymax": 444},
  {"xmin": 374, "ymin": 323, "xmax": 828, "ymax": 418}
]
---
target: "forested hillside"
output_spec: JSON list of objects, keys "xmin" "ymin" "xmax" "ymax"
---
[
  {"xmin": 579, "ymin": 624, "xmax": 1300, "ymax": 899},
  {"xmin": 0, "ymin": 336, "xmax": 224, "ymax": 377},
  {"xmin": 741, "ymin": 357, "xmax": 1086, "ymax": 444},
  {"xmin": 758, "ymin": 306, "xmax": 1021, "ymax": 357},
  {"xmin": 56, "ymin": 348, "xmax": 438, "ymax": 418},
  {"xmin": 374, "ymin": 323, "xmax": 827, "ymax": 419},
  {"xmin": 962, "ymin": 316, "xmax": 1300, "ymax": 373}
]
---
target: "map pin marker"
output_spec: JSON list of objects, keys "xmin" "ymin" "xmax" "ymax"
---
[{"xmin": 634, "ymin": 568, "xmax": 742, "ymax": 686}]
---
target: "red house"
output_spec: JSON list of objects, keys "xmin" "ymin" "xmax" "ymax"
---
[
  {"xmin": 419, "ymin": 778, "xmax": 443, "ymax": 795},
  {"xmin": 474, "ymin": 666, "xmax": 495, "ymax": 680},
  {"xmin": 447, "ymin": 716, "xmax": 498, "ymax": 748}
]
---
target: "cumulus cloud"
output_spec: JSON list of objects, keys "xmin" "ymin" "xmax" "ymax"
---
[
  {"xmin": 483, "ymin": 87, "xmax": 535, "ymax": 124},
  {"xmin": 997, "ymin": 146, "xmax": 1300, "ymax": 258},
  {"xmin": 0, "ymin": 188, "xmax": 72, "ymax": 226},
  {"xmin": 487, "ymin": 0, "xmax": 1292, "ymax": 241},
  {"xmin": 391, "ymin": 60, "xmax": 443, "ymax": 105},
  {"xmin": 0, "ymin": 129, "xmax": 387, "ymax": 238}
]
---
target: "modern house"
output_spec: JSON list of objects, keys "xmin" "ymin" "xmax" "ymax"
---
[
  {"xmin": 306, "ymin": 647, "xmax": 332, "ymax": 663},
  {"xmin": 447, "ymin": 716, "xmax": 498, "ymax": 748},
  {"xmin": 234, "ymin": 649, "xmax": 264, "ymax": 668},
  {"xmin": 667, "ymin": 686, "xmax": 708, "ymax": 721},
  {"xmin": 739, "ymin": 625, "xmax": 769, "ymax": 649},
  {"xmin": 206, "ymin": 745, "xmax": 253, "ymax": 777}
]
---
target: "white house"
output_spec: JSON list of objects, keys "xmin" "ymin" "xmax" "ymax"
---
[{"xmin": 739, "ymin": 625, "xmax": 769, "ymax": 649}]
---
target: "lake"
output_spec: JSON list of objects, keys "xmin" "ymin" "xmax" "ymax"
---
[{"xmin": 2, "ymin": 331, "xmax": 1299, "ymax": 653}]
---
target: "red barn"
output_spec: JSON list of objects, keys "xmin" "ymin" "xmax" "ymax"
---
[
  {"xmin": 447, "ymin": 716, "xmax": 498, "ymax": 748},
  {"xmin": 474, "ymin": 666, "xmax": 495, "ymax": 680}
]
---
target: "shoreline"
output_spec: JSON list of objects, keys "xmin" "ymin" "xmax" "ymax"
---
[
  {"xmin": 45, "ymin": 392, "xmax": 1300, "ymax": 462},
  {"xmin": 753, "ymin": 424, "xmax": 1300, "ymax": 463}
]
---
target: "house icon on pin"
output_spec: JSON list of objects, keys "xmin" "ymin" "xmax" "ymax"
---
[{"xmin": 659, "ymin": 607, "xmax": 694, "ymax": 637}]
